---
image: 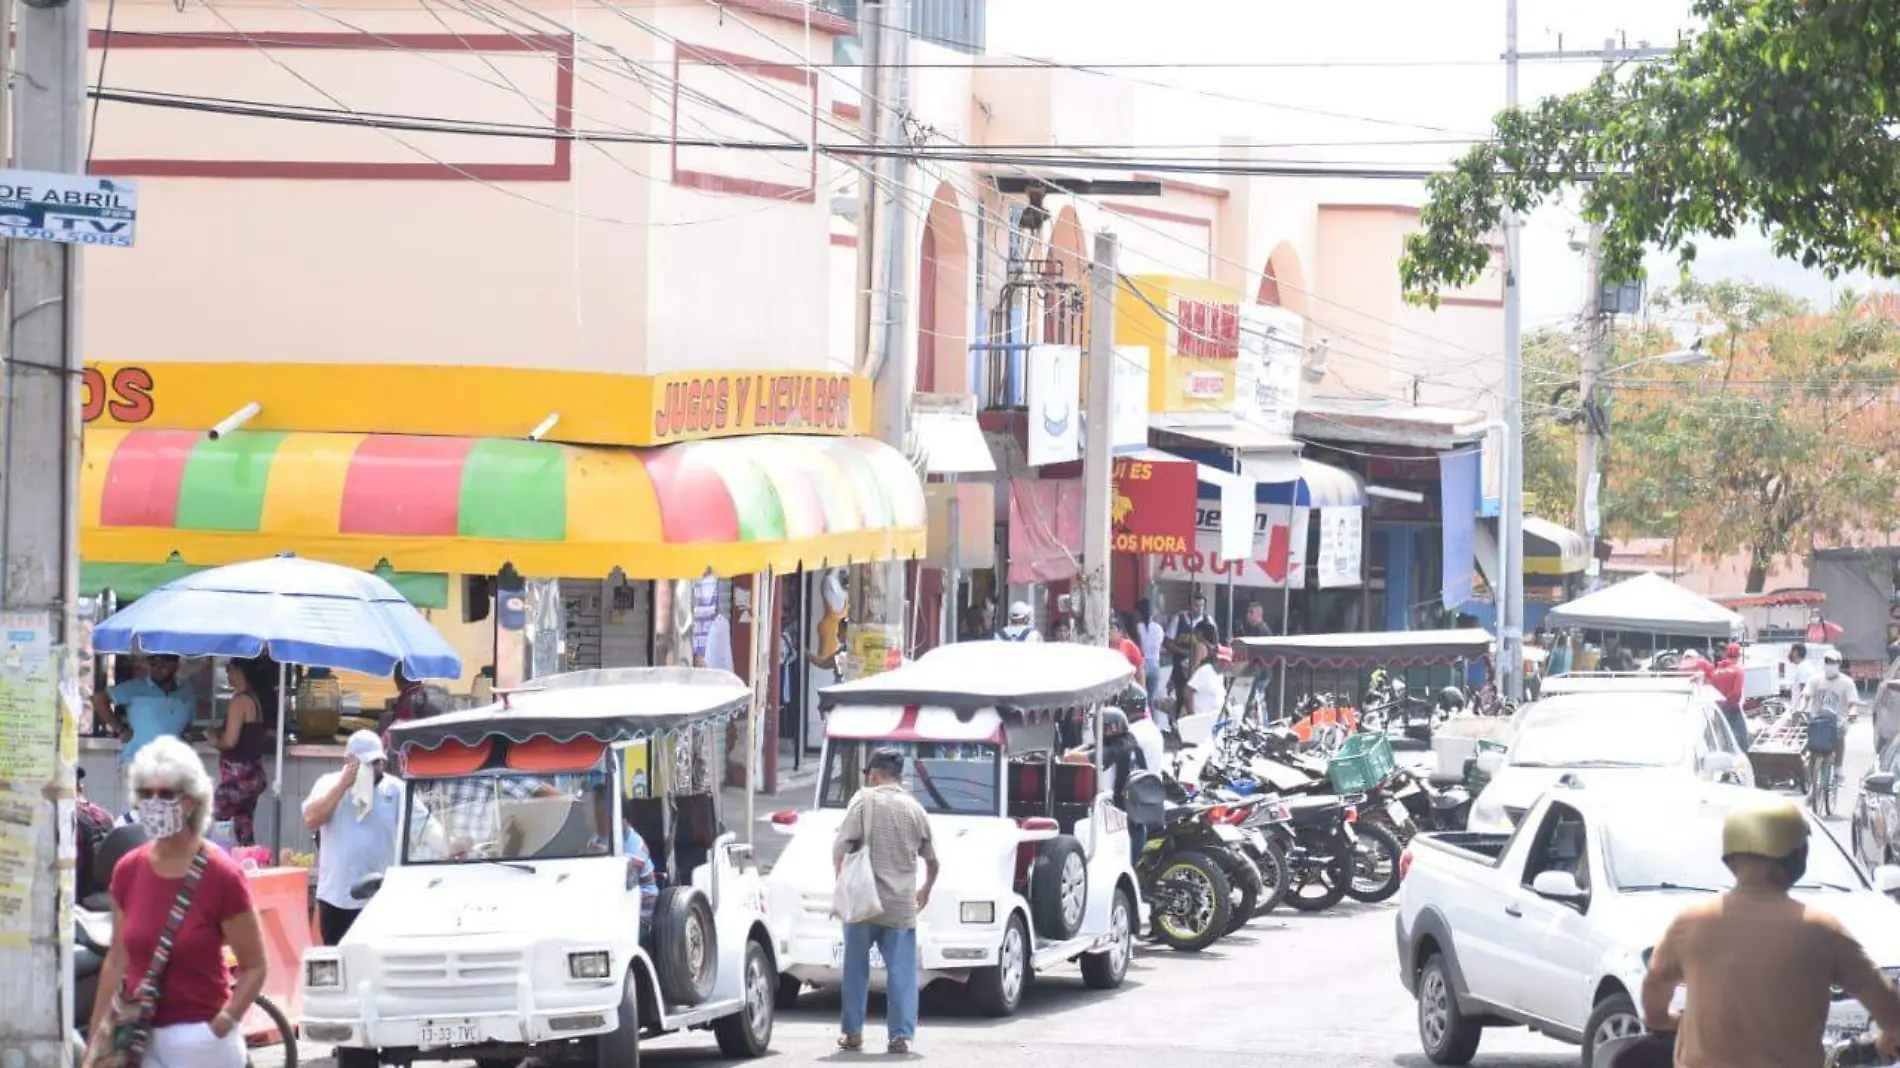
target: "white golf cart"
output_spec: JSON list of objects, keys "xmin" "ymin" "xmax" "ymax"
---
[
  {"xmin": 299, "ymin": 668, "xmax": 777, "ymax": 1068},
  {"xmin": 764, "ymin": 642, "xmax": 1142, "ymax": 1017}
]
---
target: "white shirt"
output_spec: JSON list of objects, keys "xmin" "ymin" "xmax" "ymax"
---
[
  {"xmin": 1129, "ymin": 718, "xmax": 1166, "ymax": 778},
  {"xmin": 702, "ymin": 614, "xmax": 734, "ymax": 672},
  {"xmin": 1789, "ymin": 659, "xmax": 1817, "ymax": 708},
  {"xmin": 1188, "ymin": 663, "xmax": 1224, "ymax": 717},
  {"xmin": 1136, "ymin": 621, "xmax": 1165, "ymax": 666},
  {"xmin": 306, "ymin": 770, "xmax": 405, "ymax": 911}
]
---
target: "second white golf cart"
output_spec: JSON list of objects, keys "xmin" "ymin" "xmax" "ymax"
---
[
  {"xmin": 765, "ymin": 642, "xmax": 1142, "ymax": 1016},
  {"xmin": 299, "ymin": 667, "xmax": 777, "ymax": 1068}
]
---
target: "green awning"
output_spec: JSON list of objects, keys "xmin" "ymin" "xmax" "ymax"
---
[{"xmin": 81, "ymin": 560, "xmax": 450, "ymax": 609}]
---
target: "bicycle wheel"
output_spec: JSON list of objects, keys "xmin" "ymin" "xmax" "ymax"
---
[
  {"xmin": 1808, "ymin": 754, "xmax": 1825, "ymax": 812},
  {"xmin": 245, "ymin": 996, "xmax": 297, "ymax": 1068}
]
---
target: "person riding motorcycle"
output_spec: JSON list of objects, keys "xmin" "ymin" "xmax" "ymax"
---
[{"xmin": 1640, "ymin": 796, "xmax": 1900, "ymax": 1068}]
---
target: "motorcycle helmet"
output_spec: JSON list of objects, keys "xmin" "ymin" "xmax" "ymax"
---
[
  {"xmin": 1722, "ymin": 796, "xmax": 1809, "ymax": 861},
  {"xmin": 1117, "ymin": 682, "xmax": 1150, "ymax": 720}
]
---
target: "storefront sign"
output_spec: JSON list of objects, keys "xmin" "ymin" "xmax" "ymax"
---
[
  {"xmin": 1172, "ymin": 298, "xmax": 1240, "ymax": 360},
  {"xmin": 650, "ymin": 370, "xmax": 856, "ymax": 444},
  {"xmin": 1026, "ymin": 345, "xmax": 1081, "ymax": 466},
  {"xmin": 1316, "ymin": 506, "xmax": 1364, "ymax": 588},
  {"xmin": 1152, "ymin": 505, "xmax": 1309, "ymax": 588},
  {"xmin": 1110, "ymin": 345, "xmax": 1149, "ymax": 449},
  {"xmin": 1236, "ymin": 304, "xmax": 1303, "ymax": 434},
  {"xmin": 81, "ymin": 366, "xmax": 155, "ymax": 423},
  {"xmin": 1111, "ymin": 458, "xmax": 1197, "ymax": 555},
  {"xmin": 73, "ymin": 362, "xmax": 873, "ymax": 447}
]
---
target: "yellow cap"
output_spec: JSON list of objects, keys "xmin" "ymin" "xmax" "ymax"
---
[{"xmin": 1721, "ymin": 796, "xmax": 1810, "ymax": 859}]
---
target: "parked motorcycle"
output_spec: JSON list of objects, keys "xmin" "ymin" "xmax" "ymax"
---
[{"xmin": 1136, "ymin": 800, "xmax": 1238, "ymax": 951}]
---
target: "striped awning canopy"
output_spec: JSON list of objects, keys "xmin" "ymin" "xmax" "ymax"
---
[
  {"xmin": 1522, "ymin": 517, "xmax": 1590, "ymax": 576},
  {"xmin": 83, "ymin": 429, "xmax": 927, "ymax": 579}
]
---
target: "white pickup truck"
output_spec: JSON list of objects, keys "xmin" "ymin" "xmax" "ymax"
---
[{"xmin": 1396, "ymin": 782, "xmax": 1900, "ymax": 1067}]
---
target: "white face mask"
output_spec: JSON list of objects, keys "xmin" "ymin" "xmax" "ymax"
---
[
  {"xmin": 1824, "ymin": 664, "xmax": 1842, "ymax": 679},
  {"xmin": 137, "ymin": 796, "xmax": 188, "ymax": 839}
]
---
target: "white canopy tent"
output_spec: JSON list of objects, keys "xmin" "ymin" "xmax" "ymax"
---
[{"xmin": 1545, "ymin": 572, "xmax": 1745, "ymax": 640}]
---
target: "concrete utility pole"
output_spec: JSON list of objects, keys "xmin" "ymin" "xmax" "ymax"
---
[
  {"xmin": 1078, "ymin": 232, "xmax": 1117, "ymax": 646},
  {"xmin": 1, "ymin": 0, "xmax": 88, "ymax": 1057},
  {"xmin": 857, "ymin": 0, "xmax": 911, "ymax": 633},
  {"xmin": 1499, "ymin": 0, "xmax": 1526, "ymax": 701},
  {"xmin": 1568, "ymin": 39, "xmax": 1669, "ymax": 595}
]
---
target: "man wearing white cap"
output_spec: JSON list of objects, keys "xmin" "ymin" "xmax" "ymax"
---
[
  {"xmin": 994, "ymin": 601, "xmax": 1042, "ymax": 642},
  {"xmin": 304, "ymin": 729, "xmax": 404, "ymax": 945}
]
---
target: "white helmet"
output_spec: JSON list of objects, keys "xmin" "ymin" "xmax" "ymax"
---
[{"xmin": 1008, "ymin": 601, "xmax": 1032, "ymax": 623}]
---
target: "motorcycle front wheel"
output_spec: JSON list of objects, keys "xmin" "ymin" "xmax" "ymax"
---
[
  {"xmin": 1218, "ymin": 849, "xmax": 1263, "ymax": 934},
  {"xmin": 1285, "ymin": 844, "xmax": 1349, "ymax": 912},
  {"xmin": 1145, "ymin": 849, "xmax": 1233, "ymax": 951},
  {"xmin": 1247, "ymin": 835, "xmax": 1290, "ymax": 915},
  {"xmin": 1344, "ymin": 821, "xmax": 1403, "ymax": 903}
]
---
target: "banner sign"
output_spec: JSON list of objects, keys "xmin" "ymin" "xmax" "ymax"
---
[
  {"xmin": 1110, "ymin": 344, "xmax": 1150, "ymax": 449},
  {"xmin": 1152, "ymin": 505, "xmax": 1309, "ymax": 588},
  {"xmin": 650, "ymin": 370, "xmax": 857, "ymax": 444},
  {"xmin": 1317, "ymin": 506, "xmax": 1364, "ymax": 588},
  {"xmin": 1236, "ymin": 303, "xmax": 1303, "ymax": 434},
  {"xmin": 1026, "ymin": 345, "xmax": 1081, "ymax": 466},
  {"xmin": 1111, "ymin": 457, "xmax": 1197, "ymax": 555}
]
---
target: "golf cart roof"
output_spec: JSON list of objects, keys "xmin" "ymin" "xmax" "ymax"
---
[
  {"xmin": 1237, "ymin": 628, "xmax": 1494, "ymax": 666},
  {"xmin": 389, "ymin": 666, "xmax": 751, "ymax": 751},
  {"xmin": 821, "ymin": 641, "xmax": 1134, "ymax": 713}
]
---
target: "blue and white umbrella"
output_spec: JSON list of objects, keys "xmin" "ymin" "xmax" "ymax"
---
[
  {"xmin": 92, "ymin": 555, "xmax": 462, "ymax": 679},
  {"xmin": 93, "ymin": 554, "xmax": 463, "ymax": 850}
]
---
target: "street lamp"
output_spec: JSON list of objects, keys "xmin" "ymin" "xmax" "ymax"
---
[{"xmin": 1602, "ymin": 337, "xmax": 1710, "ymax": 376}]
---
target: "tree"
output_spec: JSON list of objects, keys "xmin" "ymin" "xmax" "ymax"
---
[
  {"xmin": 1400, "ymin": 1, "xmax": 1900, "ymax": 305},
  {"xmin": 1536, "ymin": 281, "xmax": 1900, "ymax": 591}
]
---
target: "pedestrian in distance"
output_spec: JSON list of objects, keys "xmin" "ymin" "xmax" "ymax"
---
[
  {"xmin": 833, "ymin": 748, "xmax": 940, "ymax": 1055},
  {"xmin": 994, "ymin": 601, "xmax": 1042, "ymax": 642},
  {"xmin": 210, "ymin": 657, "xmax": 273, "ymax": 847},
  {"xmin": 84, "ymin": 736, "xmax": 269, "ymax": 1068},
  {"xmin": 303, "ymin": 730, "xmax": 404, "ymax": 946},
  {"xmin": 1134, "ymin": 599, "xmax": 1167, "ymax": 728},
  {"xmin": 92, "ymin": 653, "xmax": 201, "ymax": 768}
]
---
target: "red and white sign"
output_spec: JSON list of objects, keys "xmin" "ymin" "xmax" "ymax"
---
[
  {"xmin": 1183, "ymin": 371, "xmax": 1226, "ymax": 400},
  {"xmin": 1172, "ymin": 298, "xmax": 1241, "ymax": 360},
  {"xmin": 1152, "ymin": 505, "xmax": 1309, "ymax": 588}
]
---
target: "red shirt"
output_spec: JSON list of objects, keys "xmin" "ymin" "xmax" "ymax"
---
[
  {"xmin": 110, "ymin": 844, "xmax": 252, "ymax": 1026},
  {"xmin": 1115, "ymin": 638, "xmax": 1144, "ymax": 674},
  {"xmin": 1710, "ymin": 659, "xmax": 1745, "ymax": 708}
]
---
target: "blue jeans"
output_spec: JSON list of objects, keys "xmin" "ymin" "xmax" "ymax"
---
[
  {"xmin": 1723, "ymin": 707, "xmax": 1749, "ymax": 750},
  {"xmin": 840, "ymin": 922, "xmax": 918, "ymax": 1041}
]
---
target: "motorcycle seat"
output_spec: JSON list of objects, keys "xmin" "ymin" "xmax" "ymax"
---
[
  {"xmin": 74, "ymin": 944, "xmax": 103, "ymax": 980},
  {"xmin": 1283, "ymin": 793, "xmax": 1345, "ymax": 825}
]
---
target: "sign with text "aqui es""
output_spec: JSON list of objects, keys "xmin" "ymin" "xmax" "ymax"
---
[{"xmin": 0, "ymin": 170, "xmax": 137, "ymax": 248}]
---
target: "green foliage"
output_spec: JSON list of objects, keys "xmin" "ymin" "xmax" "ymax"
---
[
  {"xmin": 1401, "ymin": 1, "xmax": 1900, "ymax": 306},
  {"xmin": 1528, "ymin": 280, "xmax": 1900, "ymax": 590}
]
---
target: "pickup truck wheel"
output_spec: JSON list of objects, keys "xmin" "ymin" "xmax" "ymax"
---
[
  {"xmin": 713, "ymin": 939, "xmax": 775, "ymax": 1058},
  {"xmin": 1582, "ymin": 992, "xmax": 1642, "ymax": 1068},
  {"xmin": 968, "ymin": 914, "xmax": 1030, "ymax": 1017},
  {"xmin": 335, "ymin": 1050, "xmax": 379, "ymax": 1068},
  {"xmin": 596, "ymin": 971, "xmax": 640, "ymax": 1068},
  {"xmin": 1029, "ymin": 835, "xmax": 1088, "ymax": 940},
  {"xmin": 651, "ymin": 886, "xmax": 718, "ymax": 1006},
  {"xmin": 1417, "ymin": 954, "xmax": 1481, "ymax": 1066},
  {"xmin": 1078, "ymin": 886, "xmax": 1134, "ymax": 990}
]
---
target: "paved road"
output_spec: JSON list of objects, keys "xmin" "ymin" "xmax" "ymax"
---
[{"xmin": 258, "ymin": 721, "xmax": 1882, "ymax": 1068}]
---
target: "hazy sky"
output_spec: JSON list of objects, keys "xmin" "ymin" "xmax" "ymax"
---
[{"xmin": 987, "ymin": 0, "xmax": 1881, "ymax": 334}]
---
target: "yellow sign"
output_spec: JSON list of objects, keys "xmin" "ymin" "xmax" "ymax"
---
[
  {"xmin": 1114, "ymin": 275, "xmax": 1244, "ymax": 414},
  {"xmin": 80, "ymin": 362, "xmax": 873, "ymax": 448},
  {"xmin": 648, "ymin": 371, "xmax": 865, "ymax": 445}
]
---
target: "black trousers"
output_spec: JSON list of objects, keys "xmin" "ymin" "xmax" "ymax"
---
[{"xmin": 319, "ymin": 901, "xmax": 361, "ymax": 946}]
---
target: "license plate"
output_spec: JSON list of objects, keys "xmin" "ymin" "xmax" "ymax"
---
[
  {"xmin": 832, "ymin": 943, "xmax": 886, "ymax": 969},
  {"xmin": 1829, "ymin": 1003, "xmax": 1870, "ymax": 1037},
  {"xmin": 1212, "ymin": 823, "xmax": 1243, "ymax": 842},
  {"xmin": 418, "ymin": 1020, "xmax": 480, "ymax": 1048},
  {"xmin": 1386, "ymin": 799, "xmax": 1412, "ymax": 825}
]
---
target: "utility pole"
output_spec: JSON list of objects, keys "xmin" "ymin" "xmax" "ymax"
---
[
  {"xmin": 1567, "ymin": 39, "xmax": 1669, "ymax": 595},
  {"xmin": 2, "ymin": 0, "xmax": 88, "ymax": 1057},
  {"xmin": 1499, "ymin": 0, "xmax": 1526, "ymax": 701},
  {"xmin": 855, "ymin": 0, "xmax": 911, "ymax": 634},
  {"xmin": 1078, "ymin": 231, "xmax": 1116, "ymax": 646}
]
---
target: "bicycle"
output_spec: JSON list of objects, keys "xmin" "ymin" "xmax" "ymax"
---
[
  {"xmin": 224, "ymin": 945, "xmax": 299, "ymax": 1068},
  {"xmin": 1808, "ymin": 746, "xmax": 1840, "ymax": 818}
]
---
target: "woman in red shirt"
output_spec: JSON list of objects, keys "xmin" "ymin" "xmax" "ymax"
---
[{"xmin": 85, "ymin": 735, "xmax": 268, "ymax": 1068}]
